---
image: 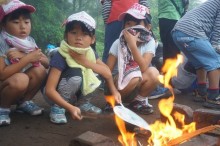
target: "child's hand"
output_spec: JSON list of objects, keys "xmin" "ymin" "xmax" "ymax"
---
[
  {"xmin": 123, "ymin": 30, "xmax": 139, "ymax": 49},
  {"xmin": 25, "ymin": 49, "xmax": 44, "ymax": 63},
  {"xmin": 7, "ymin": 48, "xmax": 26, "ymax": 60},
  {"xmin": 69, "ymin": 106, "xmax": 82, "ymax": 120},
  {"xmin": 69, "ymin": 50, "xmax": 88, "ymax": 67},
  {"xmin": 113, "ymin": 91, "xmax": 122, "ymax": 104}
]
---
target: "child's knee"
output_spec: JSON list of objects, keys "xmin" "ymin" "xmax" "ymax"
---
[
  {"xmin": 31, "ymin": 66, "xmax": 47, "ymax": 80},
  {"xmin": 143, "ymin": 67, "xmax": 159, "ymax": 81},
  {"xmin": 9, "ymin": 74, "xmax": 29, "ymax": 91}
]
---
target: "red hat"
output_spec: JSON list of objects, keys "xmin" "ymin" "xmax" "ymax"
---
[
  {"xmin": 0, "ymin": 0, "xmax": 35, "ymax": 22},
  {"xmin": 118, "ymin": 3, "xmax": 150, "ymax": 21}
]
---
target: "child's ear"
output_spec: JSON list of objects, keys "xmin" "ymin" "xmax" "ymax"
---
[
  {"xmin": 91, "ymin": 36, "xmax": 96, "ymax": 44},
  {"xmin": 146, "ymin": 24, "xmax": 152, "ymax": 30}
]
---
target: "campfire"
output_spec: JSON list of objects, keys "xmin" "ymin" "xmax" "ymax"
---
[
  {"xmin": 106, "ymin": 54, "xmax": 200, "ymax": 146},
  {"xmin": 148, "ymin": 54, "xmax": 196, "ymax": 145}
]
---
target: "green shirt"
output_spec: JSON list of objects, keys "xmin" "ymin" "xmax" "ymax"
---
[{"xmin": 158, "ymin": 0, "xmax": 184, "ymax": 20}]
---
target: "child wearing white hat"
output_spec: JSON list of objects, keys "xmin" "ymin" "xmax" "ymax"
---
[{"xmin": 44, "ymin": 11, "xmax": 121, "ymax": 124}]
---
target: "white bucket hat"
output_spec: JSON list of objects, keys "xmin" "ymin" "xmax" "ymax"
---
[{"xmin": 62, "ymin": 11, "xmax": 96, "ymax": 31}]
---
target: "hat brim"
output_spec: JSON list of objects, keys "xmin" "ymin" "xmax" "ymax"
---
[
  {"xmin": 6, "ymin": 5, "xmax": 36, "ymax": 16},
  {"xmin": 118, "ymin": 12, "xmax": 146, "ymax": 21}
]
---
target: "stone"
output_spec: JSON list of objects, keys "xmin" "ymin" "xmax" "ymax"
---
[
  {"xmin": 160, "ymin": 103, "xmax": 194, "ymax": 128},
  {"xmin": 69, "ymin": 131, "xmax": 115, "ymax": 146},
  {"xmin": 193, "ymin": 108, "xmax": 220, "ymax": 129}
]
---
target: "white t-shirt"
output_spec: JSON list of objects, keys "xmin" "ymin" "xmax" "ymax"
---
[{"xmin": 109, "ymin": 38, "xmax": 156, "ymax": 75}]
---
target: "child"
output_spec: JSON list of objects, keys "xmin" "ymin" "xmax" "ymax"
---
[
  {"xmin": 0, "ymin": 0, "xmax": 49, "ymax": 126},
  {"xmin": 105, "ymin": 3, "xmax": 160, "ymax": 115},
  {"xmin": 45, "ymin": 11, "xmax": 121, "ymax": 124}
]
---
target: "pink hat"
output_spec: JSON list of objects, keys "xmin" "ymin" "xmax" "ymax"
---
[
  {"xmin": 62, "ymin": 11, "xmax": 96, "ymax": 31},
  {"xmin": 0, "ymin": 0, "xmax": 36, "ymax": 22},
  {"xmin": 118, "ymin": 3, "xmax": 150, "ymax": 21}
]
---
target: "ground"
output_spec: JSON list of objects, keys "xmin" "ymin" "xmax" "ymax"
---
[{"xmin": 0, "ymin": 89, "xmax": 212, "ymax": 146}]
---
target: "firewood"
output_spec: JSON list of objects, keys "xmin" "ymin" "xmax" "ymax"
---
[{"xmin": 167, "ymin": 125, "xmax": 220, "ymax": 146}]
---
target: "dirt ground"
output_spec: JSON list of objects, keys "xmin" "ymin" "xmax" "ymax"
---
[{"xmin": 0, "ymin": 89, "xmax": 213, "ymax": 146}]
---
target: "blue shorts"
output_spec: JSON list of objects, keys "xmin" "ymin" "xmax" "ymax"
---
[{"xmin": 172, "ymin": 30, "xmax": 220, "ymax": 71}]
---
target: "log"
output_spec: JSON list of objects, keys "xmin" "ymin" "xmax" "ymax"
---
[{"xmin": 166, "ymin": 125, "xmax": 220, "ymax": 146}]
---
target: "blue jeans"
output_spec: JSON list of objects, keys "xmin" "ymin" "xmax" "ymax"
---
[
  {"xmin": 172, "ymin": 30, "xmax": 220, "ymax": 71},
  {"xmin": 102, "ymin": 21, "xmax": 123, "ymax": 63}
]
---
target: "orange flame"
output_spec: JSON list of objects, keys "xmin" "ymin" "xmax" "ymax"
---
[
  {"xmin": 105, "ymin": 96, "xmax": 137, "ymax": 146},
  {"xmin": 148, "ymin": 54, "xmax": 196, "ymax": 146},
  {"xmin": 106, "ymin": 54, "xmax": 196, "ymax": 146}
]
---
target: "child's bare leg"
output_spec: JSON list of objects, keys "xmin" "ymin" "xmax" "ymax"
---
[
  {"xmin": 139, "ymin": 67, "xmax": 159, "ymax": 97},
  {"xmin": 22, "ymin": 66, "xmax": 47, "ymax": 101},
  {"xmin": 119, "ymin": 77, "xmax": 140, "ymax": 98},
  {"xmin": 0, "ymin": 73, "xmax": 29, "ymax": 108}
]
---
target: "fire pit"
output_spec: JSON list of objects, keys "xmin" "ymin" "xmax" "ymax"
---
[{"xmin": 105, "ymin": 55, "xmax": 220, "ymax": 146}]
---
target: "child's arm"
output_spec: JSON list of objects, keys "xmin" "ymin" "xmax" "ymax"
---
[
  {"xmin": 69, "ymin": 50, "xmax": 121, "ymax": 103},
  {"xmin": 105, "ymin": 54, "xmax": 122, "ymax": 103},
  {"xmin": 69, "ymin": 51, "xmax": 110, "ymax": 78},
  {"xmin": 97, "ymin": 59, "xmax": 121, "ymax": 103},
  {"xmin": 39, "ymin": 53, "xmax": 49, "ymax": 69},
  {"xmin": 123, "ymin": 30, "xmax": 148, "ymax": 73},
  {"xmin": 7, "ymin": 49, "xmax": 26, "ymax": 60},
  {"xmin": 45, "ymin": 67, "xmax": 82, "ymax": 120},
  {"xmin": 106, "ymin": 54, "xmax": 116, "ymax": 72},
  {"xmin": 0, "ymin": 49, "xmax": 43, "ymax": 80}
]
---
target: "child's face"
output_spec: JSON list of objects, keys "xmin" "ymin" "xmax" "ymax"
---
[
  {"xmin": 124, "ymin": 20, "xmax": 138, "ymax": 29},
  {"xmin": 124, "ymin": 20, "xmax": 151, "ymax": 30},
  {"xmin": 66, "ymin": 24, "xmax": 95, "ymax": 48},
  {"xmin": 3, "ymin": 16, "xmax": 31, "ymax": 39}
]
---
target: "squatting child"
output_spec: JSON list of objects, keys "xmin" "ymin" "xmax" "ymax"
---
[
  {"xmin": 45, "ymin": 11, "xmax": 121, "ymax": 124},
  {"xmin": 0, "ymin": 0, "xmax": 49, "ymax": 126}
]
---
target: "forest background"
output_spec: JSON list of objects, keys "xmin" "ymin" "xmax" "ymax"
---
[{"xmin": 22, "ymin": 0, "xmax": 206, "ymax": 57}]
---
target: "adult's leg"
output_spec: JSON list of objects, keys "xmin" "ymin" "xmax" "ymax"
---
[
  {"xmin": 159, "ymin": 18, "xmax": 180, "ymax": 65},
  {"xmin": 102, "ymin": 21, "xmax": 123, "ymax": 63}
]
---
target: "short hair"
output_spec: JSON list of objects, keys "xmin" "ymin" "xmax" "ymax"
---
[
  {"xmin": 64, "ymin": 21, "xmax": 96, "ymax": 50},
  {"xmin": 64, "ymin": 21, "xmax": 95, "ymax": 37},
  {"xmin": 124, "ymin": 14, "xmax": 151, "ymax": 26},
  {"xmin": 1, "ymin": 9, "xmax": 31, "ymax": 25}
]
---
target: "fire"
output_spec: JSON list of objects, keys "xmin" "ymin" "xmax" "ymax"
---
[
  {"xmin": 106, "ymin": 54, "xmax": 196, "ymax": 146},
  {"xmin": 148, "ymin": 54, "xmax": 196, "ymax": 146},
  {"xmin": 105, "ymin": 96, "xmax": 137, "ymax": 146}
]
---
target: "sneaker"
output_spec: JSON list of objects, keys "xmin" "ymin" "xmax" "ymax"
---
[
  {"xmin": 0, "ymin": 108, "xmax": 11, "ymax": 126},
  {"xmin": 50, "ymin": 105, "xmax": 67, "ymax": 124},
  {"xmin": 148, "ymin": 86, "xmax": 169, "ymax": 99},
  {"xmin": 203, "ymin": 96, "xmax": 220, "ymax": 109},
  {"xmin": 79, "ymin": 102, "xmax": 102, "ymax": 114},
  {"xmin": 193, "ymin": 90, "xmax": 207, "ymax": 102},
  {"xmin": 16, "ymin": 100, "xmax": 43, "ymax": 116},
  {"xmin": 128, "ymin": 99, "xmax": 153, "ymax": 115}
]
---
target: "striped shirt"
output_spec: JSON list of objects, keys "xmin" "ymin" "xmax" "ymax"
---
[
  {"xmin": 101, "ymin": 0, "xmax": 150, "ymax": 24},
  {"xmin": 173, "ymin": 0, "xmax": 220, "ymax": 46}
]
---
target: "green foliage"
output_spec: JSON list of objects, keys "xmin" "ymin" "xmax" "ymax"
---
[
  {"xmin": 96, "ymin": 29, "xmax": 105, "ymax": 57},
  {"xmin": 21, "ymin": 0, "xmax": 204, "ymax": 54},
  {"xmin": 22, "ymin": 0, "xmax": 71, "ymax": 50}
]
